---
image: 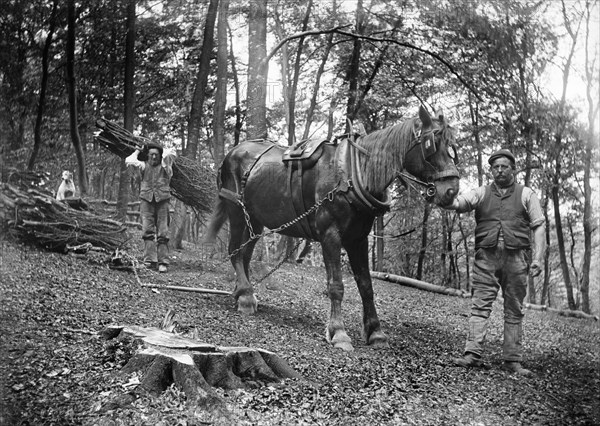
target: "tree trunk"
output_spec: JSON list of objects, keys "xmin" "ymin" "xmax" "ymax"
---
[
  {"xmin": 66, "ymin": 0, "xmax": 88, "ymax": 195},
  {"xmin": 246, "ymin": 0, "xmax": 268, "ymax": 140},
  {"xmin": 213, "ymin": 0, "xmax": 229, "ymax": 166},
  {"xmin": 286, "ymin": 0, "xmax": 312, "ymax": 145},
  {"xmin": 552, "ymin": 154, "xmax": 576, "ymax": 310},
  {"xmin": 100, "ymin": 324, "xmax": 302, "ymax": 417},
  {"xmin": 227, "ymin": 24, "xmax": 242, "ymax": 146},
  {"xmin": 186, "ymin": 0, "xmax": 218, "ymax": 160},
  {"xmin": 28, "ymin": 0, "xmax": 58, "ymax": 171},
  {"xmin": 116, "ymin": 0, "xmax": 136, "ymax": 221},
  {"xmin": 344, "ymin": 0, "xmax": 364, "ymax": 131},
  {"xmin": 581, "ymin": 0, "xmax": 597, "ymax": 314},
  {"xmin": 416, "ymin": 203, "xmax": 431, "ymax": 280},
  {"xmin": 373, "ymin": 216, "xmax": 384, "ymax": 271}
]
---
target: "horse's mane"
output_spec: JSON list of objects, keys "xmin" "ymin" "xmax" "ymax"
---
[{"xmin": 357, "ymin": 117, "xmax": 420, "ymax": 192}]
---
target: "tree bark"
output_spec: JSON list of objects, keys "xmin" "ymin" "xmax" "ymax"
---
[
  {"xmin": 246, "ymin": 0, "xmax": 268, "ymax": 140},
  {"xmin": 186, "ymin": 0, "xmax": 218, "ymax": 160},
  {"xmin": 213, "ymin": 0, "xmax": 229, "ymax": 166},
  {"xmin": 580, "ymin": 0, "xmax": 598, "ymax": 314},
  {"xmin": 66, "ymin": 0, "xmax": 88, "ymax": 195},
  {"xmin": 28, "ymin": 0, "xmax": 58, "ymax": 171},
  {"xmin": 416, "ymin": 203, "xmax": 431, "ymax": 280},
  {"xmin": 116, "ymin": 0, "xmax": 136, "ymax": 221},
  {"xmin": 344, "ymin": 0, "xmax": 364, "ymax": 131}
]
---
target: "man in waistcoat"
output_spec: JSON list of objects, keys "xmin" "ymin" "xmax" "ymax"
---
[
  {"xmin": 448, "ymin": 149, "xmax": 545, "ymax": 376},
  {"xmin": 126, "ymin": 143, "xmax": 177, "ymax": 273}
]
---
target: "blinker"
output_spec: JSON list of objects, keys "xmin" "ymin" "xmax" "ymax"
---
[{"xmin": 420, "ymin": 131, "xmax": 437, "ymax": 159}]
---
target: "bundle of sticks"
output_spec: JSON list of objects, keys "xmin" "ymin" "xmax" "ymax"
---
[
  {"xmin": 95, "ymin": 119, "xmax": 215, "ymax": 216},
  {"xmin": 1, "ymin": 183, "xmax": 128, "ymax": 251}
]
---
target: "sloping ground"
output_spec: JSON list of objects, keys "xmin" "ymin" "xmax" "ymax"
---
[{"xmin": 1, "ymin": 237, "xmax": 598, "ymax": 425}]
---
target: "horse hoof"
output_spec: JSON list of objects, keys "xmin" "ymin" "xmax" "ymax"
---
[
  {"xmin": 334, "ymin": 341, "xmax": 354, "ymax": 352},
  {"xmin": 368, "ymin": 331, "xmax": 389, "ymax": 348},
  {"xmin": 237, "ymin": 294, "xmax": 258, "ymax": 315}
]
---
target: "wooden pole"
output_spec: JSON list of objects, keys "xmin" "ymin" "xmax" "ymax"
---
[
  {"xmin": 370, "ymin": 271, "xmax": 470, "ymax": 298},
  {"xmin": 141, "ymin": 283, "xmax": 231, "ymax": 296}
]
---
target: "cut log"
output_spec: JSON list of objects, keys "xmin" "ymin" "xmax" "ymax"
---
[
  {"xmin": 371, "ymin": 271, "xmax": 470, "ymax": 298},
  {"xmin": 524, "ymin": 303, "xmax": 599, "ymax": 321},
  {"xmin": 100, "ymin": 325, "xmax": 303, "ymax": 415}
]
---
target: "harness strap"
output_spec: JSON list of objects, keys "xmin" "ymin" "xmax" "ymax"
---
[
  {"xmin": 348, "ymin": 137, "xmax": 391, "ymax": 215},
  {"xmin": 240, "ymin": 143, "xmax": 276, "ymax": 195}
]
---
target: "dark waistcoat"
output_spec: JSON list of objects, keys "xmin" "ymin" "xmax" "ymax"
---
[
  {"xmin": 474, "ymin": 183, "xmax": 530, "ymax": 249},
  {"xmin": 140, "ymin": 164, "xmax": 171, "ymax": 203}
]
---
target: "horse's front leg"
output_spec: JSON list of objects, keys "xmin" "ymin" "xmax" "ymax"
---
[
  {"xmin": 345, "ymin": 238, "xmax": 388, "ymax": 348},
  {"xmin": 228, "ymin": 208, "xmax": 258, "ymax": 314},
  {"xmin": 321, "ymin": 235, "xmax": 354, "ymax": 351}
]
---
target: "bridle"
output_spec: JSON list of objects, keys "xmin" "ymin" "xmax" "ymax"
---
[{"xmin": 398, "ymin": 126, "xmax": 459, "ymax": 201}]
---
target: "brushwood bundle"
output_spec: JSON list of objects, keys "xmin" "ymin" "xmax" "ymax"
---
[
  {"xmin": 95, "ymin": 119, "xmax": 215, "ymax": 216},
  {"xmin": 0, "ymin": 183, "xmax": 128, "ymax": 251}
]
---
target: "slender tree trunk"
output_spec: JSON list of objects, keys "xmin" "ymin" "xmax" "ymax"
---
[
  {"xmin": 344, "ymin": 0, "xmax": 364, "ymax": 132},
  {"xmin": 186, "ymin": 0, "xmax": 218, "ymax": 159},
  {"xmin": 116, "ymin": 0, "xmax": 136, "ymax": 221},
  {"xmin": 580, "ymin": 0, "xmax": 598, "ymax": 314},
  {"xmin": 287, "ymin": 0, "xmax": 312, "ymax": 145},
  {"xmin": 302, "ymin": 30, "xmax": 334, "ymax": 141},
  {"xmin": 416, "ymin": 203, "xmax": 431, "ymax": 280},
  {"xmin": 552, "ymin": 153, "xmax": 576, "ymax": 310},
  {"xmin": 227, "ymin": 24, "xmax": 242, "ymax": 146},
  {"xmin": 213, "ymin": 0, "xmax": 229, "ymax": 166},
  {"xmin": 374, "ymin": 216, "xmax": 384, "ymax": 271},
  {"xmin": 28, "ymin": 1, "xmax": 58, "ymax": 171},
  {"xmin": 66, "ymin": 0, "xmax": 88, "ymax": 195},
  {"xmin": 246, "ymin": 0, "xmax": 268, "ymax": 140},
  {"xmin": 172, "ymin": 0, "xmax": 218, "ymax": 248}
]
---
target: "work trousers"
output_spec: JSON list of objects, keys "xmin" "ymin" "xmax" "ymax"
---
[
  {"xmin": 140, "ymin": 198, "xmax": 170, "ymax": 266},
  {"xmin": 465, "ymin": 243, "xmax": 528, "ymax": 361}
]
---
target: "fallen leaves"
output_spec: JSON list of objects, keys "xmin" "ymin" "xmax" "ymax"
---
[{"xmin": 1, "ymin": 238, "xmax": 599, "ymax": 425}]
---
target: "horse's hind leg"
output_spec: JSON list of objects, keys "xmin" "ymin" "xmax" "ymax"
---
[
  {"xmin": 345, "ymin": 238, "xmax": 388, "ymax": 348},
  {"xmin": 227, "ymin": 206, "xmax": 261, "ymax": 314}
]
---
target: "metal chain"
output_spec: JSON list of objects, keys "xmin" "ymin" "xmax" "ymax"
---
[
  {"xmin": 256, "ymin": 237, "xmax": 304, "ymax": 283},
  {"xmin": 229, "ymin": 186, "xmax": 338, "ymax": 261}
]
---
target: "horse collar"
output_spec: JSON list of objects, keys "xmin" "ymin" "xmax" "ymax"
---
[{"xmin": 338, "ymin": 137, "xmax": 390, "ymax": 215}]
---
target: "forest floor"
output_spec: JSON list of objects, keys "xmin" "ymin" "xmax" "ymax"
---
[{"xmin": 1, "ymin": 235, "xmax": 599, "ymax": 426}]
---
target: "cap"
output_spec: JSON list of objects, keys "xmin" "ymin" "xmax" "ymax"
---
[
  {"xmin": 137, "ymin": 142, "xmax": 163, "ymax": 161},
  {"xmin": 488, "ymin": 149, "xmax": 515, "ymax": 166}
]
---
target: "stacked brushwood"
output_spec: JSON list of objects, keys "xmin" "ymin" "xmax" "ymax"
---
[
  {"xmin": 95, "ymin": 119, "xmax": 215, "ymax": 216},
  {"xmin": 0, "ymin": 183, "xmax": 128, "ymax": 252}
]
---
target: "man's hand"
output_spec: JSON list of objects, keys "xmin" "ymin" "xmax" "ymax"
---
[{"xmin": 530, "ymin": 262, "xmax": 542, "ymax": 277}]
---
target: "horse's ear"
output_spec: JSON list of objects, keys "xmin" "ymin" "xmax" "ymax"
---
[
  {"xmin": 419, "ymin": 105, "xmax": 432, "ymax": 128},
  {"xmin": 435, "ymin": 108, "xmax": 445, "ymax": 122}
]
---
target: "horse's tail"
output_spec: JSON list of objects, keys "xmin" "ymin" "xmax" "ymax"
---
[{"xmin": 203, "ymin": 195, "xmax": 228, "ymax": 244}]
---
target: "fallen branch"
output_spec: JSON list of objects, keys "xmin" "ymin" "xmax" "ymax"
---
[
  {"xmin": 371, "ymin": 271, "xmax": 470, "ymax": 298},
  {"xmin": 140, "ymin": 283, "xmax": 231, "ymax": 296},
  {"xmin": 524, "ymin": 303, "xmax": 598, "ymax": 321},
  {"xmin": 1, "ymin": 183, "xmax": 128, "ymax": 251}
]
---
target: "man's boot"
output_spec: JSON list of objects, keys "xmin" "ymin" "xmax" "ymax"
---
[
  {"xmin": 503, "ymin": 322, "xmax": 533, "ymax": 376},
  {"xmin": 453, "ymin": 352, "xmax": 485, "ymax": 368},
  {"xmin": 143, "ymin": 239, "xmax": 157, "ymax": 268}
]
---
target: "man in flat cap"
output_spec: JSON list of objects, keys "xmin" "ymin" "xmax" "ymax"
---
[
  {"xmin": 126, "ymin": 143, "xmax": 177, "ymax": 273},
  {"xmin": 447, "ymin": 148, "xmax": 545, "ymax": 376}
]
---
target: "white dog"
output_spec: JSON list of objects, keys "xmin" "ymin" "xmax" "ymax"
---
[{"xmin": 56, "ymin": 171, "xmax": 76, "ymax": 200}]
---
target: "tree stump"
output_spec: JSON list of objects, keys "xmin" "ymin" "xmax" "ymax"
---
[{"xmin": 100, "ymin": 325, "xmax": 303, "ymax": 415}]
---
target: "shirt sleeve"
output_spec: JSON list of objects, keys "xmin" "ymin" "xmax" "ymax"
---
[
  {"xmin": 454, "ymin": 186, "xmax": 486, "ymax": 214},
  {"xmin": 522, "ymin": 187, "xmax": 545, "ymax": 228},
  {"xmin": 125, "ymin": 150, "xmax": 145, "ymax": 171}
]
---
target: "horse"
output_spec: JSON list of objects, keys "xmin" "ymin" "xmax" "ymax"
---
[{"xmin": 204, "ymin": 106, "xmax": 460, "ymax": 351}]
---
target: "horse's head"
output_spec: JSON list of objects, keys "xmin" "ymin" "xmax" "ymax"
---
[{"xmin": 403, "ymin": 106, "xmax": 460, "ymax": 207}]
